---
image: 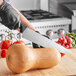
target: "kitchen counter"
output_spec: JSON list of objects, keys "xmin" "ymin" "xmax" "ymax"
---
[{"xmin": 0, "ymin": 49, "xmax": 76, "ymax": 76}]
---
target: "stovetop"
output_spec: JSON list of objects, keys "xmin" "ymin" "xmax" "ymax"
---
[{"xmin": 20, "ymin": 10, "xmax": 62, "ymax": 20}]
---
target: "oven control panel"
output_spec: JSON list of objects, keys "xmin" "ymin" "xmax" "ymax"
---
[{"xmin": 34, "ymin": 24, "xmax": 69, "ymax": 39}]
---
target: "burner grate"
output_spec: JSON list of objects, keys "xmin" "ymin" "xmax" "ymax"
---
[{"xmin": 20, "ymin": 10, "xmax": 62, "ymax": 20}]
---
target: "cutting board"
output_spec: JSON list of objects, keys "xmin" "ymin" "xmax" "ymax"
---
[{"xmin": 0, "ymin": 49, "xmax": 76, "ymax": 76}]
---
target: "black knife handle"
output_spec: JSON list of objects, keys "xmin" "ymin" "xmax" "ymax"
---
[{"xmin": 20, "ymin": 23, "xmax": 27, "ymax": 33}]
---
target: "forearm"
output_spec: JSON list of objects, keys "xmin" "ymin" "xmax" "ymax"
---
[
  {"xmin": 0, "ymin": 0, "xmax": 3, "ymax": 7},
  {"xmin": 13, "ymin": 7, "xmax": 36, "ymax": 31}
]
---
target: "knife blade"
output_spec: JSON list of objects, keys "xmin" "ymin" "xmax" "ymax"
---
[{"xmin": 22, "ymin": 27, "xmax": 71, "ymax": 54}]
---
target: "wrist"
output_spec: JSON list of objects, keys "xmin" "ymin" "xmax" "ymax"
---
[{"xmin": 0, "ymin": 0, "xmax": 3, "ymax": 7}]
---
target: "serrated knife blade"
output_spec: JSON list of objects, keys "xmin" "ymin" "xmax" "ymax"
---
[{"xmin": 22, "ymin": 27, "xmax": 71, "ymax": 54}]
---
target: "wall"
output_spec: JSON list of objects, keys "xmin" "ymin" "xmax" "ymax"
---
[
  {"xmin": 49, "ymin": 0, "xmax": 76, "ymax": 18},
  {"xmin": 11, "ymin": 0, "xmax": 40, "ymax": 10},
  {"xmin": 40, "ymin": 0, "xmax": 49, "ymax": 11}
]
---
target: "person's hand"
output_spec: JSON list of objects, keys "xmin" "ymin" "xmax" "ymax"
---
[{"xmin": 0, "ymin": 1, "xmax": 20, "ymax": 30}]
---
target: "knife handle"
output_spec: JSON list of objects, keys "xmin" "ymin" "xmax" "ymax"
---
[{"xmin": 20, "ymin": 23, "xmax": 27, "ymax": 33}]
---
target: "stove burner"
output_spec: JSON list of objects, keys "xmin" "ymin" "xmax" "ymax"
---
[{"xmin": 21, "ymin": 10, "xmax": 62, "ymax": 20}]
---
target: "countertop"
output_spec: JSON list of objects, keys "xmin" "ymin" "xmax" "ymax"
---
[{"xmin": 0, "ymin": 49, "xmax": 76, "ymax": 76}]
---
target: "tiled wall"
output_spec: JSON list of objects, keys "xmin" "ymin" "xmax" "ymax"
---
[{"xmin": 49, "ymin": 0, "xmax": 76, "ymax": 18}]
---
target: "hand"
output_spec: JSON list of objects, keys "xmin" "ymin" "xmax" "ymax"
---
[{"xmin": 0, "ymin": 1, "xmax": 20, "ymax": 30}]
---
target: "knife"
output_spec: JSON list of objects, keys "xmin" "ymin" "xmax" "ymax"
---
[{"xmin": 22, "ymin": 27, "xmax": 71, "ymax": 54}]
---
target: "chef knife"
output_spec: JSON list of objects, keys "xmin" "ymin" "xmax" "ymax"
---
[{"xmin": 22, "ymin": 27, "xmax": 71, "ymax": 54}]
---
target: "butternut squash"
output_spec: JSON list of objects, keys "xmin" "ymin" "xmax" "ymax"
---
[{"xmin": 6, "ymin": 44, "xmax": 61, "ymax": 73}]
